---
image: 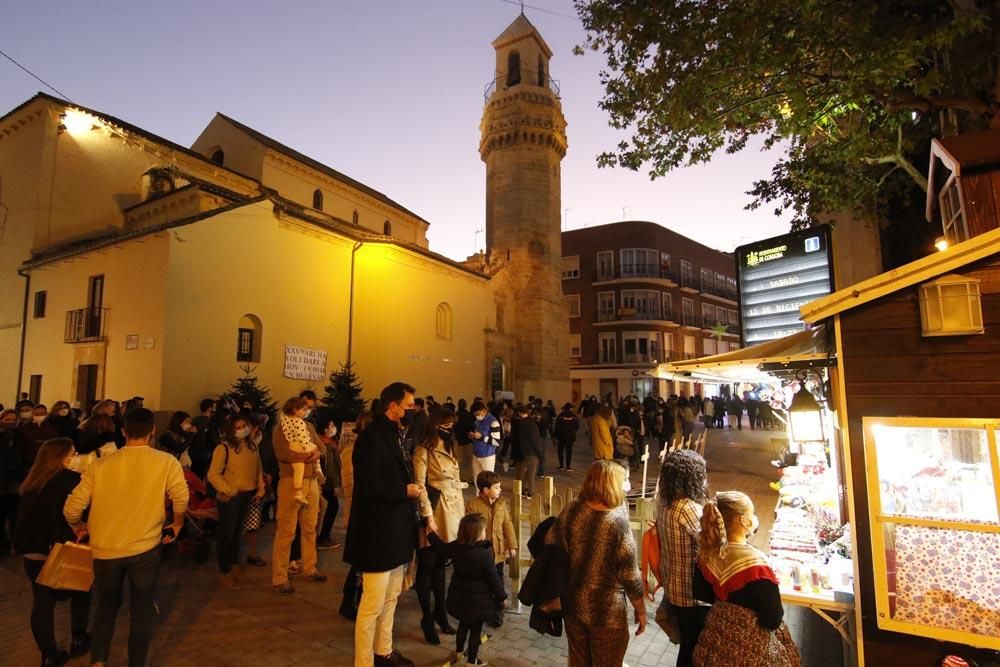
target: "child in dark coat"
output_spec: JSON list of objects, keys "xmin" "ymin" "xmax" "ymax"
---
[{"xmin": 432, "ymin": 513, "xmax": 507, "ymax": 666}]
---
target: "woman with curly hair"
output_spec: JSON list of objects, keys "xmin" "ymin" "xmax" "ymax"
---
[{"xmin": 656, "ymin": 449, "xmax": 709, "ymax": 667}]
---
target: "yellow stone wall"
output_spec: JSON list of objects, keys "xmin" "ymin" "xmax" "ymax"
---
[{"xmin": 20, "ymin": 234, "xmax": 170, "ymax": 408}]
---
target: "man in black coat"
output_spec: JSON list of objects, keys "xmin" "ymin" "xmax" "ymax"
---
[{"xmin": 345, "ymin": 382, "xmax": 421, "ymax": 667}]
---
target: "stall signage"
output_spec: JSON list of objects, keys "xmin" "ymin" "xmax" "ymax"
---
[
  {"xmin": 283, "ymin": 344, "xmax": 328, "ymax": 381},
  {"xmin": 736, "ymin": 226, "xmax": 834, "ymax": 345}
]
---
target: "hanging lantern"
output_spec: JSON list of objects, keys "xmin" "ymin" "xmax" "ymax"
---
[
  {"xmin": 919, "ymin": 274, "xmax": 984, "ymax": 337},
  {"xmin": 788, "ymin": 372, "xmax": 825, "ymax": 444}
]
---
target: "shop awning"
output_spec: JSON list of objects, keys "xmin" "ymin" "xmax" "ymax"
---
[{"xmin": 651, "ymin": 325, "xmax": 832, "ymax": 383}]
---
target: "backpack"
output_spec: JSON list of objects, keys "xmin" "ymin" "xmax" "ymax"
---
[
  {"xmin": 205, "ymin": 445, "xmax": 229, "ymax": 498},
  {"xmin": 641, "ymin": 521, "xmax": 663, "ymax": 598}
]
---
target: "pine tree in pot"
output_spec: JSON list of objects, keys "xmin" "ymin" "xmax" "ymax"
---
[
  {"xmin": 321, "ymin": 362, "xmax": 366, "ymax": 427},
  {"xmin": 225, "ymin": 364, "xmax": 279, "ymax": 423}
]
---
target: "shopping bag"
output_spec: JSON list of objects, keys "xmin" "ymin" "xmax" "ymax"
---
[{"xmin": 36, "ymin": 541, "xmax": 94, "ymax": 592}]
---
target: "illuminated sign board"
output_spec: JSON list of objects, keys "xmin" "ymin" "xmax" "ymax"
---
[{"xmin": 735, "ymin": 226, "xmax": 834, "ymax": 345}]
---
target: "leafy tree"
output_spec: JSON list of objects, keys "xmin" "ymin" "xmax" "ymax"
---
[
  {"xmin": 321, "ymin": 362, "xmax": 366, "ymax": 427},
  {"xmin": 225, "ymin": 364, "xmax": 279, "ymax": 422},
  {"xmin": 574, "ymin": 0, "xmax": 1000, "ymax": 228}
]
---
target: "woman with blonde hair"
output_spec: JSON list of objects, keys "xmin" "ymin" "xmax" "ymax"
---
[
  {"xmin": 549, "ymin": 459, "xmax": 645, "ymax": 666},
  {"xmin": 692, "ymin": 491, "xmax": 799, "ymax": 666}
]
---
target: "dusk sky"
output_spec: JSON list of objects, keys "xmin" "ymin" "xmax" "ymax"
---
[{"xmin": 1, "ymin": 0, "xmax": 790, "ymax": 260}]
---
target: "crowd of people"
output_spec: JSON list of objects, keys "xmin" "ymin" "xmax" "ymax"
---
[{"xmin": 0, "ymin": 384, "xmax": 799, "ymax": 667}]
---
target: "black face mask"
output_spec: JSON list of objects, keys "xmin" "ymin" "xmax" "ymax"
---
[
  {"xmin": 401, "ymin": 409, "xmax": 416, "ymax": 427},
  {"xmin": 437, "ymin": 427, "xmax": 454, "ymax": 443}
]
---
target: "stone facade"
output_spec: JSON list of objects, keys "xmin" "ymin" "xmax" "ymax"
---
[{"xmin": 480, "ymin": 14, "xmax": 570, "ymax": 400}]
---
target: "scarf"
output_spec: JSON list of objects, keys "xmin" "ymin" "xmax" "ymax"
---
[{"xmin": 699, "ymin": 542, "xmax": 777, "ymax": 601}]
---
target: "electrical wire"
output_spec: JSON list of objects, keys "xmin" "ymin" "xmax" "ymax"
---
[
  {"xmin": 0, "ymin": 48, "xmax": 74, "ymax": 102},
  {"xmin": 492, "ymin": 0, "xmax": 579, "ymax": 21}
]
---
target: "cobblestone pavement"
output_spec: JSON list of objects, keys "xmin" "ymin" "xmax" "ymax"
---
[{"xmin": 0, "ymin": 426, "xmax": 845, "ymax": 666}]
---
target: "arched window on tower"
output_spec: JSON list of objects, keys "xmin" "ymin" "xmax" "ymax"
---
[
  {"xmin": 237, "ymin": 314, "xmax": 262, "ymax": 363},
  {"xmin": 312, "ymin": 189, "xmax": 324, "ymax": 211},
  {"xmin": 537, "ymin": 55, "xmax": 545, "ymax": 87},
  {"xmin": 436, "ymin": 302, "xmax": 453, "ymax": 341},
  {"xmin": 383, "ymin": 220, "xmax": 392, "ymax": 236},
  {"xmin": 506, "ymin": 51, "xmax": 521, "ymax": 87},
  {"xmin": 490, "ymin": 357, "xmax": 506, "ymax": 395},
  {"xmin": 210, "ymin": 148, "xmax": 225, "ymax": 166}
]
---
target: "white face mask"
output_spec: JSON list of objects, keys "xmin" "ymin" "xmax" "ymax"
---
[
  {"xmin": 622, "ymin": 477, "xmax": 632, "ymax": 494},
  {"xmin": 326, "ymin": 426, "xmax": 337, "ymax": 438},
  {"xmin": 235, "ymin": 428, "xmax": 251, "ymax": 440},
  {"xmin": 57, "ymin": 408, "xmax": 70, "ymax": 417},
  {"xmin": 32, "ymin": 415, "xmax": 46, "ymax": 425},
  {"xmin": 19, "ymin": 411, "xmax": 32, "ymax": 420},
  {"xmin": 303, "ymin": 409, "xmax": 312, "ymax": 419},
  {"xmin": 182, "ymin": 422, "xmax": 196, "ymax": 433}
]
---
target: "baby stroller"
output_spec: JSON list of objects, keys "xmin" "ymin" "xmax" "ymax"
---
[{"xmin": 176, "ymin": 469, "xmax": 218, "ymax": 563}]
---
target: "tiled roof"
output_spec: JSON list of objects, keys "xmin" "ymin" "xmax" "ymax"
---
[{"xmin": 215, "ymin": 113, "xmax": 430, "ymax": 226}]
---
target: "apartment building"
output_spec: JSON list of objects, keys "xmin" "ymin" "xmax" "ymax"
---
[{"xmin": 562, "ymin": 221, "xmax": 741, "ymax": 402}]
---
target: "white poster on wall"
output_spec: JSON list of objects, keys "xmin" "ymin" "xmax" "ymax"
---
[{"xmin": 283, "ymin": 345, "xmax": 328, "ymax": 381}]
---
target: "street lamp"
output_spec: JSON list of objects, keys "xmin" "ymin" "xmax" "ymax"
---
[{"xmin": 788, "ymin": 368, "xmax": 826, "ymax": 444}]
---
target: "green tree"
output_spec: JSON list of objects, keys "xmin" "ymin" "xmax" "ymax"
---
[
  {"xmin": 225, "ymin": 364, "xmax": 279, "ymax": 422},
  {"xmin": 321, "ymin": 362, "xmax": 366, "ymax": 427},
  {"xmin": 574, "ymin": 0, "xmax": 1000, "ymax": 228}
]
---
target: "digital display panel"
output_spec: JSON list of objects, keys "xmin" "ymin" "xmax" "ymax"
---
[{"xmin": 735, "ymin": 226, "xmax": 834, "ymax": 345}]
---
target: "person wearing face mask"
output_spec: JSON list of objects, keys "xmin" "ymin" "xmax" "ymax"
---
[
  {"xmin": 469, "ymin": 401, "xmax": 501, "ymax": 478},
  {"xmin": 19, "ymin": 405, "xmax": 59, "ymax": 465},
  {"xmin": 412, "ymin": 408, "xmax": 466, "ymax": 644},
  {"xmin": 346, "ymin": 382, "xmax": 421, "ymax": 667},
  {"xmin": 16, "ymin": 438, "xmax": 92, "ymax": 667},
  {"xmin": 692, "ymin": 491, "xmax": 799, "ymax": 667},
  {"xmin": 158, "ymin": 411, "xmax": 196, "ymax": 461},
  {"xmin": 48, "ymin": 401, "xmax": 79, "ymax": 439},
  {"xmin": 207, "ymin": 416, "xmax": 265, "ymax": 591},
  {"xmin": 317, "ymin": 415, "xmax": 343, "ymax": 550}
]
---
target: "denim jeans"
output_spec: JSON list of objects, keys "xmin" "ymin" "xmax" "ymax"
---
[
  {"xmin": 91, "ymin": 546, "xmax": 161, "ymax": 666},
  {"xmin": 319, "ymin": 486, "xmax": 339, "ymax": 540},
  {"xmin": 216, "ymin": 491, "xmax": 253, "ymax": 573},
  {"xmin": 23, "ymin": 557, "xmax": 91, "ymax": 660}
]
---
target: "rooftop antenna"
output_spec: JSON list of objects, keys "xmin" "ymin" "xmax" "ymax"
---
[
  {"xmin": 520, "ymin": 0, "xmax": 525, "ymax": 13},
  {"xmin": 622, "ymin": 206, "xmax": 630, "ymax": 220},
  {"xmin": 563, "ymin": 208, "xmax": 571, "ymax": 229},
  {"xmin": 474, "ymin": 228, "xmax": 484, "ymax": 253}
]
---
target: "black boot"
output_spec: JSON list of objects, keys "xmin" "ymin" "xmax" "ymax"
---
[
  {"xmin": 421, "ymin": 616, "xmax": 441, "ymax": 644},
  {"xmin": 436, "ymin": 611, "xmax": 456, "ymax": 635}
]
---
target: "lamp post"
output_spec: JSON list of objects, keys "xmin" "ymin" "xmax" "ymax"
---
[{"xmin": 788, "ymin": 368, "xmax": 826, "ymax": 444}]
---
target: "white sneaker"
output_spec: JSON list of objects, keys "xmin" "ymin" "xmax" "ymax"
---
[{"xmin": 288, "ymin": 560, "xmax": 302, "ymax": 575}]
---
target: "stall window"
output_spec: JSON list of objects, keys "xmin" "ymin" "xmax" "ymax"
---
[{"xmin": 863, "ymin": 417, "xmax": 1000, "ymax": 649}]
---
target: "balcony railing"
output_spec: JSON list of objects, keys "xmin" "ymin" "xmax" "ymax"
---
[
  {"xmin": 595, "ymin": 263, "xmax": 674, "ymax": 282},
  {"xmin": 680, "ymin": 313, "xmax": 703, "ymax": 328},
  {"xmin": 701, "ymin": 282, "xmax": 739, "ymax": 301},
  {"xmin": 596, "ymin": 308, "xmax": 678, "ymax": 323},
  {"xmin": 65, "ymin": 308, "xmax": 108, "ymax": 343},
  {"xmin": 484, "ymin": 70, "xmax": 561, "ymax": 102}
]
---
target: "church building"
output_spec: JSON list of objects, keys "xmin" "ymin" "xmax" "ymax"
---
[{"xmin": 0, "ymin": 14, "xmax": 570, "ymax": 412}]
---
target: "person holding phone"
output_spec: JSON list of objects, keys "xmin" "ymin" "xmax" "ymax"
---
[{"xmin": 64, "ymin": 408, "xmax": 188, "ymax": 667}]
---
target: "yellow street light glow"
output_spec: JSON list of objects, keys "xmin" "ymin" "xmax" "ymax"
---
[
  {"xmin": 934, "ymin": 236, "xmax": 949, "ymax": 252},
  {"xmin": 61, "ymin": 109, "xmax": 98, "ymax": 135}
]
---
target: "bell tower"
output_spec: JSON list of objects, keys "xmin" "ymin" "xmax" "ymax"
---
[{"xmin": 480, "ymin": 14, "xmax": 569, "ymax": 400}]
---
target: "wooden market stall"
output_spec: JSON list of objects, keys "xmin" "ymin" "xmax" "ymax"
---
[{"xmin": 801, "ymin": 226, "xmax": 1000, "ymax": 666}]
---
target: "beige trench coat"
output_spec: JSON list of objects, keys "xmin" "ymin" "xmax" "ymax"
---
[{"xmin": 413, "ymin": 441, "xmax": 466, "ymax": 543}]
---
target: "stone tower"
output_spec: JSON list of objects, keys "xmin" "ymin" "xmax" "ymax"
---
[{"xmin": 480, "ymin": 14, "xmax": 569, "ymax": 401}]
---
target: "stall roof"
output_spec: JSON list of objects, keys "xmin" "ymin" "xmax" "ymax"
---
[
  {"xmin": 800, "ymin": 226, "xmax": 1000, "ymax": 324},
  {"xmin": 651, "ymin": 326, "xmax": 831, "ymax": 383}
]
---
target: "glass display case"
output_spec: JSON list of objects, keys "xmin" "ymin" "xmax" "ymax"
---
[{"xmin": 863, "ymin": 418, "xmax": 1000, "ymax": 649}]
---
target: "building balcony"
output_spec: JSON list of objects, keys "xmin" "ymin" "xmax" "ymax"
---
[
  {"xmin": 700, "ymin": 283, "xmax": 739, "ymax": 302},
  {"xmin": 593, "ymin": 264, "xmax": 677, "ymax": 285},
  {"xmin": 65, "ymin": 308, "xmax": 108, "ymax": 343},
  {"xmin": 594, "ymin": 308, "xmax": 679, "ymax": 325},
  {"xmin": 484, "ymin": 70, "xmax": 561, "ymax": 103}
]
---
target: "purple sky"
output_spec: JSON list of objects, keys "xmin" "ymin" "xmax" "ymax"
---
[{"xmin": 0, "ymin": 0, "xmax": 789, "ymax": 260}]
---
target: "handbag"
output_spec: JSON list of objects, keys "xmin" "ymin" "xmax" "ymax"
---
[
  {"xmin": 655, "ymin": 598, "xmax": 682, "ymax": 644},
  {"xmin": 36, "ymin": 541, "xmax": 94, "ymax": 592}
]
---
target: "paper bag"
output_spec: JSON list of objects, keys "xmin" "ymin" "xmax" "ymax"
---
[{"xmin": 36, "ymin": 541, "xmax": 94, "ymax": 592}]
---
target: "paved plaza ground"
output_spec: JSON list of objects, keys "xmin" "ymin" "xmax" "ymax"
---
[{"xmin": 0, "ymin": 426, "xmax": 847, "ymax": 666}]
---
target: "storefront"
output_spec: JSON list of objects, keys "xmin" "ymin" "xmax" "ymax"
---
[
  {"xmin": 799, "ymin": 227, "xmax": 1000, "ymax": 665},
  {"xmin": 654, "ymin": 325, "xmax": 861, "ymax": 664}
]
